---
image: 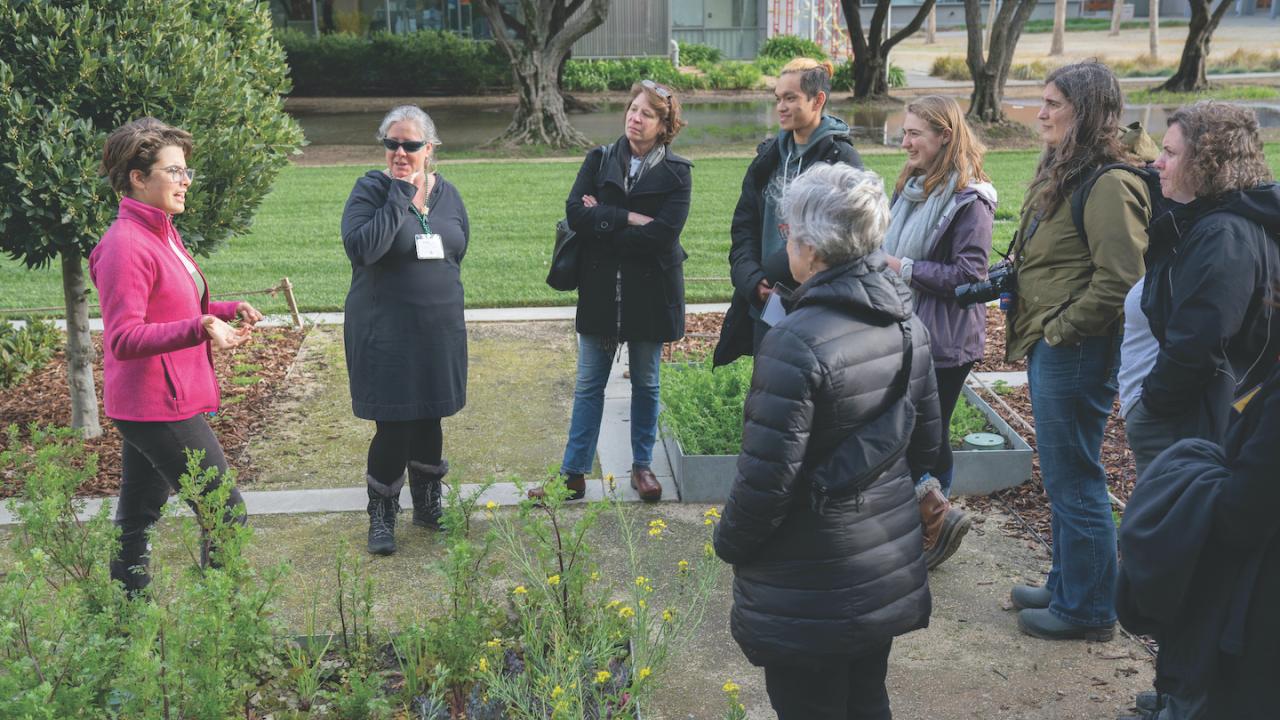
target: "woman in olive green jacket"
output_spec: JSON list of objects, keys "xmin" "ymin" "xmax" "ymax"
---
[{"xmin": 1005, "ymin": 61, "xmax": 1154, "ymax": 642}]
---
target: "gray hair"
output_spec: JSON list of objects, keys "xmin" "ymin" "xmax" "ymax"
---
[
  {"xmin": 780, "ymin": 164, "xmax": 889, "ymax": 265},
  {"xmin": 376, "ymin": 104, "xmax": 441, "ymax": 145}
]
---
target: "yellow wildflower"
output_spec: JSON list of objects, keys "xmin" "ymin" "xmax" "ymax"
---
[
  {"xmin": 595, "ymin": 670, "xmax": 612, "ymax": 684},
  {"xmin": 618, "ymin": 605, "xmax": 636, "ymax": 619},
  {"xmin": 648, "ymin": 527, "xmax": 663, "ymax": 537},
  {"xmin": 648, "ymin": 519, "xmax": 667, "ymax": 531},
  {"xmin": 513, "ymin": 585, "xmax": 528, "ymax": 595},
  {"xmin": 551, "ymin": 685, "xmax": 564, "ymax": 699},
  {"xmin": 477, "ymin": 657, "xmax": 489, "ymax": 673},
  {"xmin": 590, "ymin": 571, "xmax": 600, "ymax": 582},
  {"xmin": 606, "ymin": 599, "xmax": 621, "ymax": 609},
  {"xmin": 677, "ymin": 559, "xmax": 689, "ymax": 574},
  {"xmin": 662, "ymin": 609, "xmax": 675, "ymax": 623},
  {"xmin": 485, "ymin": 638, "xmax": 502, "ymax": 649},
  {"xmin": 723, "ymin": 680, "xmax": 740, "ymax": 694},
  {"xmin": 637, "ymin": 666, "xmax": 652, "ymax": 681},
  {"xmin": 635, "ymin": 575, "xmax": 649, "ymax": 587},
  {"xmin": 547, "ymin": 574, "xmax": 561, "ymax": 586},
  {"xmin": 704, "ymin": 507, "xmax": 721, "ymax": 520},
  {"xmin": 704, "ymin": 542, "xmax": 715, "ymax": 558},
  {"xmin": 485, "ymin": 500, "xmax": 497, "ymax": 510},
  {"xmin": 639, "ymin": 599, "xmax": 647, "ymax": 610},
  {"xmin": 605, "ymin": 473, "xmax": 616, "ymax": 489}
]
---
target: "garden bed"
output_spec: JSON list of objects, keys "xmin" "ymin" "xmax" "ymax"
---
[{"xmin": 0, "ymin": 327, "xmax": 306, "ymax": 497}]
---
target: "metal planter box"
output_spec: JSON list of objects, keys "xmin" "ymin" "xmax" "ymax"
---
[
  {"xmin": 950, "ymin": 384, "xmax": 1034, "ymax": 496},
  {"xmin": 660, "ymin": 421, "xmax": 738, "ymax": 504}
]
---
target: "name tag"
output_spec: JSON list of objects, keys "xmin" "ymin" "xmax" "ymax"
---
[{"xmin": 415, "ymin": 233, "xmax": 444, "ymax": 260}]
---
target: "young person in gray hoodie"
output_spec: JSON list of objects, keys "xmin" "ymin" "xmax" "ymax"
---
[{"xmin": 713, "ymin": 58, "xmax": 863, "ymax": 366}]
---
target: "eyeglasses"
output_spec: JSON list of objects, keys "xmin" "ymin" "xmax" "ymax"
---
[
  {"xmin": 156, "ymin": 166, "xmax": 195, "ymax": 183},
  {"xmin": 641, "ymin": 79, "xmax": 672, "ymax": 103},
  {"xmin": 382, "ymin": 138, "xmax": 427, "ymax": 153}
]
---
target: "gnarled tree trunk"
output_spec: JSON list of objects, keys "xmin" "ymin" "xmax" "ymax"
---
[
  {"xmin": 474, "ymin": 0, "xmax": 610, "ymax": 148},
  {"xmin": 841, "ymin": 0, "xmax": 938, "ymax": 100},
  {"xmin": 1158, "ymin": 0, "xmax": 1231, "ymax": 92},
  {"xmin": 964, "ymin": 0, "xmax": 1039, "ymax": 123},
  {"xmin": 60, "ymin": 246, "xmax": 101, "ymax": 439}
]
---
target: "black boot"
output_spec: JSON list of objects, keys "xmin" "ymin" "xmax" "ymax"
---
[
  {"xmin": 366, "ymin": 473, "xmax": 403, "ymax": 556},
  {"xmin": 111, "ymin": 529, "xmax": 153, "ymax": 597},
  {"xmin": 407, "ymin": 460, "xmax": 448, "ymax": 529}
]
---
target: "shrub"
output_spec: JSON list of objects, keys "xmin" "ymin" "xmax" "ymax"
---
[
  {"xmin": 929, "ymin": 55, "xmax": 971, "ymax": 81},
  {"xmin": 562, "ymin": 57, "xmax": 705, "ymax": 92},
  {"xmin": 703, "ymin": 61, "xmax": 763, "ymax": 90},
  {"xmin": 754, "ymin": 55, "xmax": 788, "ymax": 77},
  {"xmin": 759, "ymin": 34, "xmax": 828, "ymax": 61},
  {"xmin": 0, "ymin": 319, "xmax": 61, "ymax": 388},
  {"xmin": 660, "ymin": 357, "xmax": 754, "ymax": 456},
  {"xmin": 677, "ymin": 41, "xmax": 723, "ymax": 67},
  {"xmin": 888, "ymin": 63, "xmax": 907, "ymax": 89}
]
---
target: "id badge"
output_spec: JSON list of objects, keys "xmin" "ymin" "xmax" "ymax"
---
[{"xmin": 415, "ymin": 233, "xmax": 444, "ymax": 260}]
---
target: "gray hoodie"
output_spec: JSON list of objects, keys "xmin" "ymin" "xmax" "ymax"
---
[{"xmin": 761, "ymin": 115, "xmax": 853, "ymax": 263}]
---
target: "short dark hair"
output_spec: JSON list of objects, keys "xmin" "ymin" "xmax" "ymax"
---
[{"xmin": 100, "ymin": 117, "xmax": 193, "ymax": 194}]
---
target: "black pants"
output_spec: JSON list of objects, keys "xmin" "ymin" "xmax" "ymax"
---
[
  {"xmin": 112, "ymin": 415, "xmax": 246, "ymax": 593},
  {"xmin": 934, "ymin": 362, "xmax": 975, "ymax": 477},
  {"xmin": 366, "ymin": 418, "xmax": 443, "ymax": 484},
  {"xmin": 763, "ymin": 641, "xmax": 893, "ymax": 720}
]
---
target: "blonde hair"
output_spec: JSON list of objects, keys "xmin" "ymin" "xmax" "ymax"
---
[
  {"xmin": 895, "ymin": 95, "xmax": 989, "ymax": 196},
  {"xmin": 779, "ymin": 57, "xmax": 834, "ymax": 107}
]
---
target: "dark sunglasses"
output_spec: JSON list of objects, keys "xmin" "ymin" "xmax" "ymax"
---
[
  {"xmin": 641, "ymin": 79, "xmax": 672, "ymax": 102},
  {"xmin": 382, "ymin": 138, "xmax": 427, "ymax": 152}
]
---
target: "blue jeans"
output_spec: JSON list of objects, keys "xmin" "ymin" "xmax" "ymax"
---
[
  {"xmin": 1027, "ymin": 335, "xmax": 1120, "ymax": 628},
  {"xmin": 561, "ymin": 335, "xmax": 662, "ymax": 476}
]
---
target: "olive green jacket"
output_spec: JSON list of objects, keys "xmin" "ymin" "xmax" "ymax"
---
[{"xmin": 1005, "ymin": 169, "xmax": 1152, "ymax": 361}]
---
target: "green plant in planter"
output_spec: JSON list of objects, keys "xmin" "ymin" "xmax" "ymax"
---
[
  {"xmin": 0, "ymin": 319, "xmax": 61, "ymax": 389},
  {"xmin": 659, "ymin": 356, "xmax": 754, "ymax": 456}
]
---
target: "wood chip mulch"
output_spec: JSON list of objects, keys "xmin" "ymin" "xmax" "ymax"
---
[{"xmin": 0, "ymin": 328, "xmax": 306, "ymax": 498}]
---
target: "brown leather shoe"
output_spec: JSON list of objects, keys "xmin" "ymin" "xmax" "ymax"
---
[
  {"xmin": 528, "ymin": 473, "xmax": 586, "ymax": 502},
  {"xmin": 630, "ymin": 467, "xmax": 662, "ymax": 502},
  {"xmin": 918, "ymin": 483, "xmax": 970, "ymax": 570}
]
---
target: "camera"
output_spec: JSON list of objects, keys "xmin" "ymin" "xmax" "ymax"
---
[{"xmin": 955, "ymin": 259, "xmax": 1016, "ymax": 307}]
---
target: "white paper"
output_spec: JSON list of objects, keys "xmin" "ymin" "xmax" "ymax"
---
[{"xmin": 761, "ymin": 290, "xmax": 788, "ymax": 327}]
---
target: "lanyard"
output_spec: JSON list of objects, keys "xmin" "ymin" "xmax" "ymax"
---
[{"xmin": 409, "ymin": 201, "xmax": 432, "ymax": 235}]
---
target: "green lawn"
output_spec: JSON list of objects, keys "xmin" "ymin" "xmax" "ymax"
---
[{"xmin": 3, "ymin": 146, "xmax": 1277, "ymax": 315}]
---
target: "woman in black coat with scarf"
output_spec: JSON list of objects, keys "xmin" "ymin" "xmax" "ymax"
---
[
  {"xmin": 530, "ymin": 80, "xmax": 691, "ymax": 503},
  {"xmin": 341, "ymin": 105, "xmax": 469, "ymax": 556},
  {"xmin": 714, "ymin": 164, "xmax": 941, "ymax": 720}
]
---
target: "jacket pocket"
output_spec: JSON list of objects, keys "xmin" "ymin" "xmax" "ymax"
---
[
  {"xmin": 657, "ymin": 246, "xmax": 688, "ymax": 306},
  {"xmin": 159, "ymin": 353, "xmax": 183, "ymax": 401}
]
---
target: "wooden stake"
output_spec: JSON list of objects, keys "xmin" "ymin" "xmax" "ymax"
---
[{"xmin": 282, "ymin": 277, "xmax": 303, "ymax": 330}]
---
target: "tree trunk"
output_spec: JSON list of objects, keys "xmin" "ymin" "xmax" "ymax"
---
[
  {"xmin": 1158, "ymin": 0, "xmax": 1231, "ymax": 92},
  {"xmin": 984, "ymin": 0, "xmax": 998, "ymax": 52},
  {"xmin": 968, "ymin": 69, "xmax": 1006, "ymax": 122},
  {"xmin": 854, "ymin": 54, "xmax": 890, "ymax": 98},
  {"xmin": 1149, "ymin": 0, "xmax": 1159, "ymax": 58},
  {"xmin": 496, "ymin": 51, "xmax": 590, "ymax": 148},
  {"xmin": 926, "ymin": 6, "xmax": 937, "ymax": 43},
  {"xmin": 1050, "ymin": 0, "xmax": 1067, "ymax": 54},
  {"xmin": 966, "ymin": 0, "xmax": 1040, "ymax": 124},
  {"xmin": 843, "ymin": 0, "xmax": 936, "ymax": 100},
  {"xmin": 60, "ymin": 246, "xmax": 101, "ymax": 439},
  {"xmin": 1110, "ymin": 0, "xmax": 1124, "ymax": 35}
]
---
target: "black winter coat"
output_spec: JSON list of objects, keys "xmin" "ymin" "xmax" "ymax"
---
[
  {"xmin": 713, "ymin": 132, "xmax": 863, "ymax": 366},
  {"xmin": 341, "ymin": 171, "xmax": 468, "ymax": 420},
  {"xmin": 567, "ymin": 137, "xmax": 692, "ymax": 343},
  {"xmin": 1139, "ymin": 183, "xmax": 1280, "ymax": 441},
  {"xmin": 713, "ymin": 254, "xmax": 941, "ymax": 667}
]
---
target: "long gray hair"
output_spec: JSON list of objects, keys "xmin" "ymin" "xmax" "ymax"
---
[{"xmin": 1026, "ymin": 61, "xmax": 1132, "ymax": 215}]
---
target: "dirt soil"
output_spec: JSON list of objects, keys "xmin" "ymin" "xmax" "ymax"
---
[{"xmin": 0, "ymin": 328, "xmax": 305, "ymax": 497}]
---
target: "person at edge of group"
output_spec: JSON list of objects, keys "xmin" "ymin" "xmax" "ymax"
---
[
  {"xmin": 90, "ymin": 118, "xmax": 261, "ymax": 595},
  {"xmin": 715, "ymin": 164, "xmax": 941, "ymax": 720},
  {"xmin": 1115, "ymin": 103, "xmax": 1279, "ymax": 720},
  {"xmin": 883, "ymin": 95, "xmax": 996, "ymax": 570},
  {"xmin": 712, "ymin": 57, "xmax": 863, "ymax": 366},
  {"xmin": 340, "ymin": 105, "xmax": 470, "ymax": 556},
  {"xmin": 529, "ymin": 80, "xmax": 692, "ymax": 503},
  {"xmin": 1124, "ymin": 101, "xmax": 1280, "ymax": 479},
  {"xmin": 1004, "ymin": 61, "xmax": 1153, "ymax": 642}
]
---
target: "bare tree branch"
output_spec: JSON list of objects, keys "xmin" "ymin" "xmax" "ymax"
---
[{"xmin": 885, "ymin": 0, "xmax": 939, "ymax": 52}]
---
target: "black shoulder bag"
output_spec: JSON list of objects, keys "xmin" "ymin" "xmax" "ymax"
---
[
  {"xmin": 547, "ymin": 144, "xmax": 613, "ymax": 292},
  {"xmin": 807, "ymin": 321, "xmax": 916, "ymax": 513}
]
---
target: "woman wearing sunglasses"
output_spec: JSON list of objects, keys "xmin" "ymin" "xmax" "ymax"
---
[
  {"xmin": 90, "ymin": 117, "xmax": 261, "ymax": 595},
  {"xmin": 529, "ymin": 79, "xmax": 691, "ymax": 503},
  {"xmin": 340, "ymin": 105, "xmax": 470, "ymax": 555}
]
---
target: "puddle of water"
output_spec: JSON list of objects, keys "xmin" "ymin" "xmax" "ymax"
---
[{"xmin": 292, "ymin": 98, "xmax": 1280, "ymax": 150}]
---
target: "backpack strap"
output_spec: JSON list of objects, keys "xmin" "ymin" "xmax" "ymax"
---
[{"xmin": 1069, "ymin": 163, "xmax": 1159, "ymax": 247}]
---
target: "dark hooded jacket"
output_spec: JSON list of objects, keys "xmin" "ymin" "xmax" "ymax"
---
[
  {"xmin": 713, "ymin": 121, "xmax": 863, "ymax": 366},
  {"xmin": 713, "ymin": 252, "xmax": 941, "ymax": 667},
  {"xmin": 1139, "ymin": 183, "xmax": 1280, "ymax": 441}
]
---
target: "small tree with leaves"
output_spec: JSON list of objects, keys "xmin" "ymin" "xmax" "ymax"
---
[
  {"xmin": 840, "ymin": 0, "xmax": 939, "ymax": 99},
  {"xmin": 0, "ymin": 0, "xmax": 303, "ymax": 438},
  {"xmin": 473, "ymin": 0, "xmax": 611, "ymax": 148}
]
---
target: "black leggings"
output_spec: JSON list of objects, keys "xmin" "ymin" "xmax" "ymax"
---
[
  {"xmin": 367, "ymin": 418, "xmax": 443, "ymax": 483},
  {"xmin": 935, "ymin": 362, "xmax": 976, "ymax": 476}
]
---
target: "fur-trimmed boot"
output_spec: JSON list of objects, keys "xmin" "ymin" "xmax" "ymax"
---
[
  {"xmin": 407, "ymin": 459, "xmax": 448, "ymax": 529},
  {"xmin": 366, "ymin": 473, "xmax": 404, "ymax": 556},
  {"xmin": 917, "ymin": 477, "xmax": 971, "ymax": 570}
]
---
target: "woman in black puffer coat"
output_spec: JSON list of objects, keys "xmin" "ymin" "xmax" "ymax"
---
[{"xmin": 714, "ymin": 164, "xmax": 941, "ymax": 720}]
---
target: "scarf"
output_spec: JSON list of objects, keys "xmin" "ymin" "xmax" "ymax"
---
[{"xmin": 884, "ymin": 172, "xmax": 960, "ymax": 267}]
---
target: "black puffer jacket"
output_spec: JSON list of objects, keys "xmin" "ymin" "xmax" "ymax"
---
[
  {"xmin": 1140, "ymin": 183, "xmax": 1280, "ymax": 440},
  {"xmin": 714, "ymin": 253, "xmax": 941, "ymax": 667}
]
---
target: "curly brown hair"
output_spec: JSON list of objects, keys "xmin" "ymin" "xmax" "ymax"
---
[
  {"xmin": 1026, "ymin": 61, "xmax": 1134, "ymax": 216},
  {"xmin": 1167, "ymin": 101, "xmax": 1273, "ymax": 199},
  {"xmin": 100, "ymin": 117, "xmax": 193, "ymax": 195},
  {"xmin": 628, "ymin": 80, "xmax": 686, "ymax": 146}
]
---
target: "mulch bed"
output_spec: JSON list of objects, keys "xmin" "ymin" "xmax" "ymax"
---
[{"xmin": 0, "ymin": 328, "xmax": 306, "ymax": 498}]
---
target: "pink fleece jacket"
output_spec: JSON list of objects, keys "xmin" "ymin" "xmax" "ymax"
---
[{"xmin": 89, "ymin": 197, "xmax": 240, "ymax": 422}]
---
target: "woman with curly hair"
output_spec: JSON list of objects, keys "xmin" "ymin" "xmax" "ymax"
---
[
  {"xmin": 1126, "ymin": 101, "xmax": 1280, "ymax": 479},
  {"xmin": 1004, "ymin": 61, "xmax": 1155, "ymax": 642}
]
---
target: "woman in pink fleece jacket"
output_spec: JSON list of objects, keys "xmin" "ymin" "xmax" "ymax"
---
[{"xmin": 89, "ymin": 118, "xmax": 262, "ymax": 595}]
